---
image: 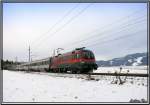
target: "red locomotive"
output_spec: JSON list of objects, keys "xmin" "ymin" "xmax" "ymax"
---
[
  {"xmin": 49, "ymin": 47, "xmax": 98, "ymax": 73},
  {"xmin": 17, "ymin": 47, "xmax": 98, "ymax": 73}
]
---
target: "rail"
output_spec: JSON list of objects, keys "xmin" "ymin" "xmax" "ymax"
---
[
  {"xmin": 87, "ymin": 73, "xmax": 148, "ymax": 77},
  {"xmin": 3, "ymin": 69, "xmax": 148, "ymax": 77}
]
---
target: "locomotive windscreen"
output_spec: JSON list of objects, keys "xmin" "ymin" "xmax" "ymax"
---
[{"xmin": 82, "ymin": 51, "xmax": 95, "ymax": 59}]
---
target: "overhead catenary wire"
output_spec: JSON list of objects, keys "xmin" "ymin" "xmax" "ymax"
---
[
  {"xmin": 59, "ymin": 7, "xmax": 146, "ymax": 49},
  {"xmin": 31, "ymin": 6, "xmax": 146, "ymax": 60},
  {"xmin": 62, "ymin": 15, "xmax": 146, "ymax": 51},
  {"xmin": 49, "ymin": 8, "xmax": 147, "ymax": 52},
  {"xmin": 32, "ymin": 3, "xmax": 93, "ymax": 52},
  {"xmin": 40, "ymin": 16, "xmax": 144, "ymax": 55},
  {"xmin": 31, "ymin": 3, "xmax": 81, "ymax": 48},
  {"xmin": 86, "ymin": 29, "xmax": 146, "ymax": 48},
  {"xmin": 57, "ymin": 16, "xmax": 146, "ymax": 52},
  {"xmin": 64, "ymin": 29, "xmax": 146, "ymax": 57},
  {"xmin": 64, "ymin": 22, "xmax": 146, "ymax": 50}
]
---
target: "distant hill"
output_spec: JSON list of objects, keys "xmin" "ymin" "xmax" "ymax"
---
[{"xmin": 96, "ymin": 52, "xmax": 148, "ymax": 67}]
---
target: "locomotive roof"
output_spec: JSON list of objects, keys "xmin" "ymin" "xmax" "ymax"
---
[
  {"xmin": 54, "ymin": 49, "xmax": 93, "ymax": 57},
  {"xmin": 73, "ymin": 49, "xmax": 93, "ymax": 53}
]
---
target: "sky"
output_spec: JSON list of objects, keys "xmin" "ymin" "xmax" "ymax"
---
[{"xmin": 3, "ymin": 3, "xmax": 147, "ymax": 62}]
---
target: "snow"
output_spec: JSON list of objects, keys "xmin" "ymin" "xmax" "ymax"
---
[
  {"xmin": 94, "ymin": 66, "xmax": 148, "ymax": 74},
  {"xmin": 136, "ymin": 57, "xmax": 143, "ymax": 63},
  {"xmin": 109, "ymin": 61, "xmax": 113, "ymax": 65},
  {"xmin": 132, "ymin": 57, "xmax": 143, "ymax": 66},
  {"xmin": 128, "ymin": 59, "xmax": 132, "ymax": 63},
  {"xmin": 3, "ymin": 69, "xmax": 148, "ymax": 103}
]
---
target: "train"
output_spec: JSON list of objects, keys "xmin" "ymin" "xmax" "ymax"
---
[{"xmin": 16, "ymin": 47, "xmax": 98, "ymax": 73}]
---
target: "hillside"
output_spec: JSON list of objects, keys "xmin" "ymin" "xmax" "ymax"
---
[{"xmin": 96, "ymin": 52, "xmax": 148, "ymax": 67}]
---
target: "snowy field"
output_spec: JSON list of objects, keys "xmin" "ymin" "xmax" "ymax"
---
[
  {"xmin": 94, "ymin": 66, "xmax": 148, "ymax": 74},
  {"xmin": 3, "ymin": 66, "xmax": 148, "ymax": 103}
]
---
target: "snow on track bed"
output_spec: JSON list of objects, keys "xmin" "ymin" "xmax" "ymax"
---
[
  {"xmin": 16, "ymin": 71, "xmax": 89, "ymax": 80},
  {"xmin": 3, "ymin": 69, "xmax": 148, "ymax": 102}
]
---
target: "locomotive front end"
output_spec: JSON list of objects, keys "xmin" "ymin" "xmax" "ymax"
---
[{"xmin": 78, "ymin": 50, "xmax": 98, "ymax": 72}]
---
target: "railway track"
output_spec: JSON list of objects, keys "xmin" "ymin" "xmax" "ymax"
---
[
  {"xmin": 20, "ymin": 70, "xmax": 148, "ymax": 81},
  {"xmin": 88, "ymin": 72, "xmax": 148, "ymax": 77},
  {"xmin": 24, "ymin": 71, "xmax": 88, "ymax": 79}
]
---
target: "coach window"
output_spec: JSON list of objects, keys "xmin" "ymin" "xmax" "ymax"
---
[{"xmin": 77, "ymin": 54, "xmax": 81, "ymax": 59}]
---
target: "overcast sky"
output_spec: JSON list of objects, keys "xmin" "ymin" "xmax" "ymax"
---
[{"xmin": 3, "ymin": 3, "xmax": 147, "ymax": 62}]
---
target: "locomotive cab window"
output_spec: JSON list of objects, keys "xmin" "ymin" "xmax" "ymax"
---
[{"xmin": 82, "ymin": 51, "xmax": 94, "ymax": 59}]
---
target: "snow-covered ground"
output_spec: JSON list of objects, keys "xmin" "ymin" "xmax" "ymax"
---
[
  {"xmin": 3, "ymin": 67, "xmax": 148, "ymax": 103},
  {"xmin": 94, "ymin": 66, "xmax": 148, "ymax": 74}
]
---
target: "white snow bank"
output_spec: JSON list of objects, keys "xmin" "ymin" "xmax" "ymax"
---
[
  {"xmin": 94, "ymin": 66, "xmax": 148, "ymax": 74},
  {"xmin": 132, "ymin": 57, "xmax": 143, "ymax": 66},
  {"xmin": 3, "ymin": 70, "xmax": 148, "ymax": 102}
]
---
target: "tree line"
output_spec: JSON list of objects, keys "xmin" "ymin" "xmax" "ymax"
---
[{"xmin": 1, "ymin": 59, "xmax": 21, "ymax": 70}]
